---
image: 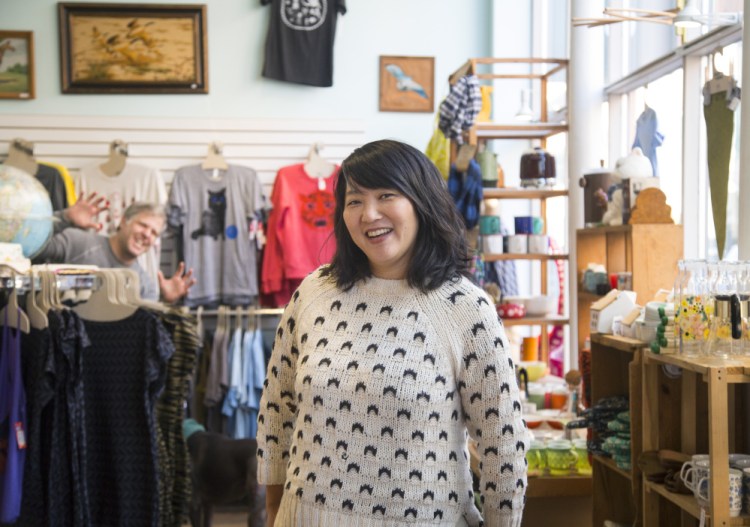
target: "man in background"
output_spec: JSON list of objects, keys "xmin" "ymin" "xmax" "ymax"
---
[{"xmin": 34, "ymin": 193, "xmax": 195, "ymax": 303}]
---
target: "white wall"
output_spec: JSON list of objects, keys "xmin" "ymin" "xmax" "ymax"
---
[{"xmin": 0, "ymin": 0, "xmax": 491, "ymax": 149}]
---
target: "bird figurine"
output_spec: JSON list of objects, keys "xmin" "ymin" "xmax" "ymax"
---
[{"xmin": 385, "ymin": 64, "xmax": 428, "ymax": 99}]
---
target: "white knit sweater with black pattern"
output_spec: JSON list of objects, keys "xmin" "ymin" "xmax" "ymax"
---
[{"xmin": 256, "ymin": 269, "xmax": 528, "ymax": 527}]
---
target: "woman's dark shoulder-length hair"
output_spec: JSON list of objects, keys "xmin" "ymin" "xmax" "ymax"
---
[{"xmin": 324, "ymin": 139, "xmax": 471, "ymax": 292}]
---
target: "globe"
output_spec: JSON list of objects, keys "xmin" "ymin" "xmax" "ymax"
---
[{"xmin": 0, "ymin": 164, "xmax": 53, "ymax": 258}]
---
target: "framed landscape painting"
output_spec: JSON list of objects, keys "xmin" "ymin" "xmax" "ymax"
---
[
  {"xmin": 379, "ymin": 55, "xmax": 434, "ymax": 113},
  {"xmin": 58, "ymin": 3, "xmax": 208, "ymax": 94},
  {"xmin": 0, "ymin": 31, "xmax": 35, "ymax": 100}
]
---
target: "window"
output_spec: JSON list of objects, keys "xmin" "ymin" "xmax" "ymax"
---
[{"xmin": 606, "ymin": 23, "xmax": 742, "ymax": 259}]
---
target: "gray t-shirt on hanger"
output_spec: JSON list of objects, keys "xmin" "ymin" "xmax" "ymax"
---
[
  {"xmin": 33, "ymin": 228, "xmax": 158, "ymax": 301},
  {"xmin": 168, "ymin": 164, "xmax": 266, "ymax": 307}
]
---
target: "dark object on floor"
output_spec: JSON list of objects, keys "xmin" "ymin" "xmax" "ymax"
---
[{"xmin": 184, "ymin": 419, "xmax": 266, "ymax": 527}]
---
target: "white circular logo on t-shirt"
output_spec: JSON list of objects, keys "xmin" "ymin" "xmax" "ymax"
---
[{"xmin": 281, "ymin": 0, "xmax": 327, "ymax": 31}]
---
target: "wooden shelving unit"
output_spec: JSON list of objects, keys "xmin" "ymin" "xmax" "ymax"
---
[
  {"xmin": 502, "ymin": 315, "xmax": 569, "ymax": 327},
  {"xmin": 642, "ymin": 351, "xmax": 750, "ymax": 526},
  {"xmin": 590, "ymin": 333, "xmax": 647, "ymax": 527},
  {"xmin": 576, "ymin": 224, "xmax": 683, "ymax": 354},
  {"xmin": 484, "ymin": 253, "xmax": 568, "ymax": 262},
  {"xmin": 459, "ymin": 59, "xmax": 585, "ymax": 523},
  {"xmin": 457, "ymin": 59, "xmax": 570, "ymax": 363},
  {"xmin": 593, "ymin": 453, "xmax": 632, "ymax": 481}
]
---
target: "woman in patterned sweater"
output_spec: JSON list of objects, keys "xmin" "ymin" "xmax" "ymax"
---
[{"xmin": 257, "ymin": 140, "xmax": 528, "ymax": 527}]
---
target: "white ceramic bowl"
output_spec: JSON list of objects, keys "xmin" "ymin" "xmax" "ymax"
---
[{"xmin": 526, "ymin": 295, "xmax": 557, "ymax": 316}]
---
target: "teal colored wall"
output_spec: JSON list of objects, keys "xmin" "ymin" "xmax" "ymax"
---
[{"xmin": 0, "ymin": 0, "xmax": 492, "ymax": 147}]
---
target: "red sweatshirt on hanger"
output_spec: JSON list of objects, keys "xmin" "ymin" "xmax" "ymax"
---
[{"xmin": 261, "ymin": 163, "xmax": 337, "ymax": 305}]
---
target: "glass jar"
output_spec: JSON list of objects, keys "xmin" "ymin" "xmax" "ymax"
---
[
  {"xmin": 739, "ymin": 261, "xmax": 750, "ymax": 355},
  {"xmin": 674, "ymin": 260, "xmax": 686, "ymax": 353},
  {"xmin": 705, "ymin": 261, "xmax": 742, "ymax": 358},
  {"xmin": 678, "ymin": 260, "xmax": 709, "ymax": 357}
]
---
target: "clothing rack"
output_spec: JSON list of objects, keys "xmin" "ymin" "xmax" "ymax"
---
[
  {"xmin": 192, "ymin": 306, "xmax": 284, "ymax": 317},
  {"xmin": 0, "ymin": 265, "xmax": 98, "ymax": 293}
]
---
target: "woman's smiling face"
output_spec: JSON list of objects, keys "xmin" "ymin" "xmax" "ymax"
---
[{"xmin": 342, "ymin": 182, "xmax": 419, "ymax": 280}]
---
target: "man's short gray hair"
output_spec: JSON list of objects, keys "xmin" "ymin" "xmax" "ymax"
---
[{"xmin": 122, "ymin": 202, "xmax": 167, "ymax": 223}]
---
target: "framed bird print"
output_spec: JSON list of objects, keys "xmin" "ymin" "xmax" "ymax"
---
[
  {"xmin": 379, "ymin": 55, "xmax": 434, "ymax": 113},
  {"xmin": 58, "ymin": 3, "xmax": 208, "ymax": 94},
  {"xmin": 0, "ymin": 31, "xmax": 35, "ymax": 99}
]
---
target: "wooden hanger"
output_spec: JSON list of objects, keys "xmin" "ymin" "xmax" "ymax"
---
[
  {"xmin": 99, "ymin": 139, "xmax": 128, "ymax": 177},
  {"xmin": 449, "ymin": 59, "xmax": 476, "ymax": 86},
  {"xmin": 4, "ymin": 138, "xmax": 38, "ymax": 176},
  {"xmin": 0, "ymin": 270, "xmax": 31, "ymax": 333},
  {"xmin": 202, "ymin": 141, "xmax": 229, "ymax": 171},
  {"xmin": 303, "ymin": 143, "xmax": 336, "ymax": 180},
  {"xmin": 233, "ymin": 306, "xmax": 244, "ymax": 333},
  {"xmin": 72, "ymin": 270, "xmax": 138, "ymax": 322},
  {"xmin": 27, "ymin": 269, "xmax": 48, "ymax": 329}
]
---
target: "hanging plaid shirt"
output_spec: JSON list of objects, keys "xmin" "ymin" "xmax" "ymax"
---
[{"xmin": 438, "ymin": 74, "xmax": 482, "ymax": 144}]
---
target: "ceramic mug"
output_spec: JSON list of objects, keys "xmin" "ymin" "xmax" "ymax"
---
[
  {"xmin": 681, "ymin": 458, "xmax": 711, "ymax": 493},
  {"xmin": 482, "ymin": 234, "xmax": 504, "ymax": 255},
  {"xmin": 546, "ymin": 440, "xmax": 578, "ymax": 477},
  {"xmin": 696, "ymin": 468, "xmax": 743, "ymax": 516},
  {"xmin": 573, "ymin": 438, "xmax": 592, "ymax": 476},
  {"xmin": 507, "ymin": 235, "xmax": 528, "ymax": 254},
  {"xmin": 479, "ymin": 215, "xmax": 501, "ymax": 235},
  {"xmin": 742, "ymin": 468, "xmax": 750, "ymax": 513},
  {"xmin": 729, "ymin": 454, "xmax": 750, "ymax": 469},
  {"xmin": 528, "ymin": 234, "xmax": 549, "ymax": 254},
  {"xmin": 514, "ymin": 216, "xmax": 534, "ymax": 234},
  {"xmin": 526, "ymin": 440, "xmax": 546, "ymax": 477},
  {"xmin": 532, "ymin": 216, "xmax": 544, "ymax": 235}
]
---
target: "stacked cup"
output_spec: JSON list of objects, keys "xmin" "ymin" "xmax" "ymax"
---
[
  {"xmin": 546, "ymin": 439, "xmax": 578, "ymax": 477},
  {"xmin": 526, "ymin": 439, "xmax": 546, "ymax": 477},
  {"xmin": 681, "ymin": 454, "xmax": 748, "ymax": 517}
]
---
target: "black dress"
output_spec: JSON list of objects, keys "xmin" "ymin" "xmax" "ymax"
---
[{"xmin": 82, "ymin": 309, "xmax": 174, "ymax": 527}]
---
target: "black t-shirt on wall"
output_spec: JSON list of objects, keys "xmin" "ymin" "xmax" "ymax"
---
[{"xmin": 261, "ymin": 0, "xmax": 347, "ymax": 87}]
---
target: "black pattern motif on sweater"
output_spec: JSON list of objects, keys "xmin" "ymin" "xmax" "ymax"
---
[{"xmin": 256, "ymin": 271, "xmax": 528, "ymax": 524}]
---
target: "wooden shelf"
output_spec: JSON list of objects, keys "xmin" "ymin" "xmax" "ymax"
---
[
  {"xmin": 644, "ymin": 481, "xmax": 750, "ymax": 525},
  {"xmin": 577, "ymin": 225, "xmax": 634, "ymax": 236},
  {"xmin": 472, "ymin": 122, "xmax": 568, "ymax": 141},
  {"xmin": 501, "ymin": 315, "xmax": 569, "ymax": 327},
  {"xmin": 484, "ymin": 253, "xmax": 568, "ymax": 262},
  {"xmin": 483, "ymin": 188, "xmax": 568, "ymax": 200},
  {"xmin": 644, "ymin": 481, "xmax": 702, "ymax": 520},
  {"xmin": 456, "ymin": 57, "xmax": 570, "ymax": 367},
  {"xmin": 471, "ymin": 438, "xmax": 591, "ymax": 500},
  {"xmin": 527, "ymin": 475, "xmax": 592, "ymax": 498},
  {"xmin": 591, "ymin": 334, "xmax": 647, "ymax": 354},
  {"xmin": 644, "ymin": 350, "xmax": 750, "ymax": 380},
  {"xmin": 592, "ymin": 454, "xmax": 632, "ymax": 481}
]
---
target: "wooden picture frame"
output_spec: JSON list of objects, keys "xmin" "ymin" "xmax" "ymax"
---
[
  {"xmin": 0, "ymin": 31, "xmax": 35, "ymax": 100},
  {"xmin": 379, "ymin": 55, "xmax": 434, "ymax": 113},
  {"xmin": 58, "ymin": 3, "xmax": 208, "ymax": 94}
]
